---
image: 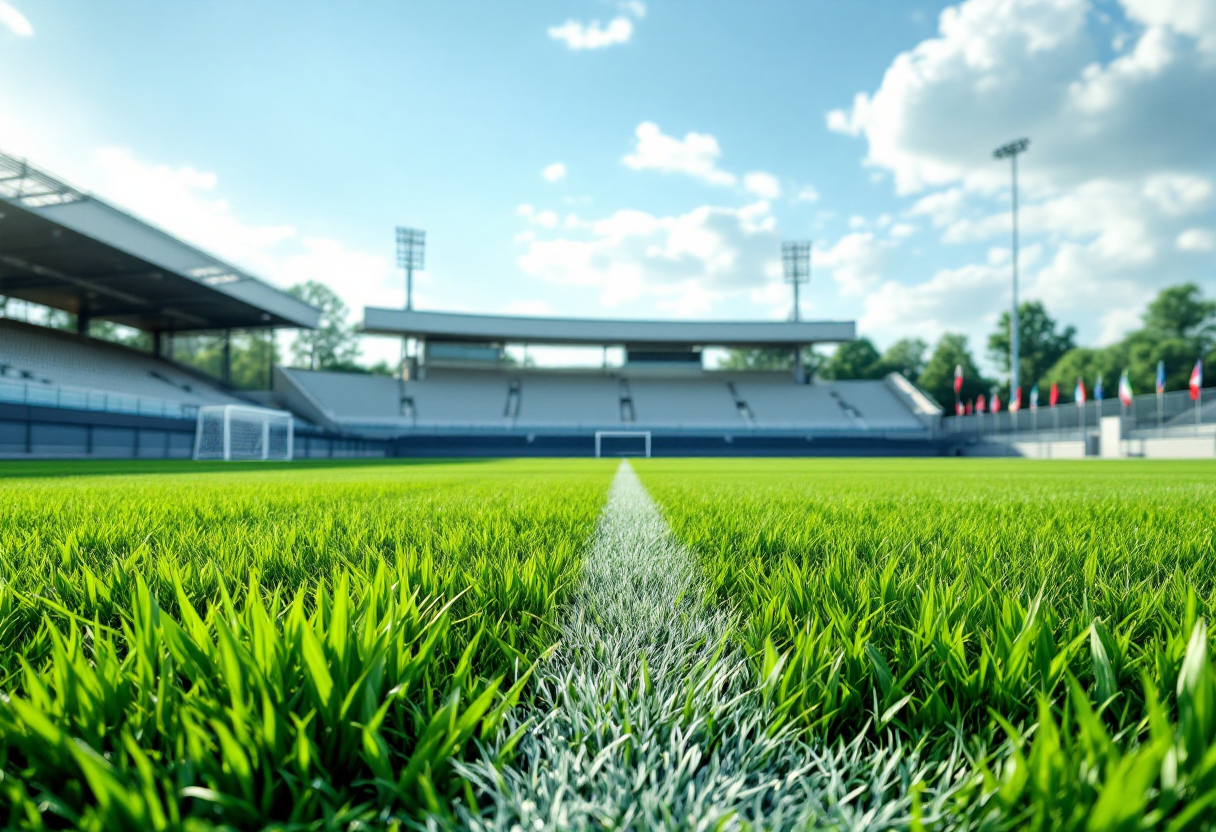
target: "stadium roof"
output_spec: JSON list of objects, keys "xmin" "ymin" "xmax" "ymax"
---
[
  {"xmin": 0, "ymin": 151, "xmax": 320, "ymax": 332},
  {"xmin": 362, "ymin": 308, "xmax": 856, "ymax": 347}
]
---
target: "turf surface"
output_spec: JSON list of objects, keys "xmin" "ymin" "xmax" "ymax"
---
[{"xmin": 2, "ymin": 457, "xmax": 1215, "ymax": 830}]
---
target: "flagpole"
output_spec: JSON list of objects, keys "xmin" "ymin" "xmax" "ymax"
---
[{"xmin": 1158, "ymin": 392, "xmax": 1163, "ymax": 438}]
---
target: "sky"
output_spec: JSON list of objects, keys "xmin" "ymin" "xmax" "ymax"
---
[{"xmin": 1, "ymin": 0, "xmax": 1213, "ymax": 371}]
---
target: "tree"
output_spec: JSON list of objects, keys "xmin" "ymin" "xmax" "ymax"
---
[
  {"xmin": 919, "ymin": 333, "xmax": 989, "ymax": 408},
  {"xmin": 1040, "ymin": 346, "xmax": 1125, "ymax": 403},
  {"xmin": 988, "ymin": 301, "xmax": 1076, "ymax": 389},
  {"xmin": 720, "ymin": 347, "xmax": 824, "ymax": 377},
  {"xmin": 1040, "ymin": 284, "xmax": 1216, "ymax": 398},
  {"xmin": 287, "ymin": 281, "xmax": 360, "ymax": 371},
  {"xmin": 820, "ymin": 338, "xmax": 885, "ymax": 380},
  {"xmin": 1141, "ymin": 283, "xmax": 1216, "ymax": 350},
  {"xmin": 880, "ymin": 338, "xmax": 928, "ymax": 381}
]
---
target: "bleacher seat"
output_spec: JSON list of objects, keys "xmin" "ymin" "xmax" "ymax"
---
[
  {"xmin": 1, "ymin": 318, "xmax": 245, "ymax": 408},
  {"xmin": 278, "ymin": 365, "xmax": 930, "ymax": 434}
]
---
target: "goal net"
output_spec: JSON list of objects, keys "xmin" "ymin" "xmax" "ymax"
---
[
  {"xmin": 595, "ymin": 430, "xmax": 652, "ymax": 458},
  {"xmin": 194, "ymin": 405, "xmax": 294, "ymax": 461}
]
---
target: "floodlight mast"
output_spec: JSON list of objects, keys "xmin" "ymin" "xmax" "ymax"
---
[
  {"xmin": 993, "ymin": 138, "xmax": 1029, "ymax": 401},
  {"xmin": 396, "ymin": 227, "xmax": 426, "ymax": 311},
  {"xmin": 782, "ymin": 240, "xmax": 812, "ymax": 382}
]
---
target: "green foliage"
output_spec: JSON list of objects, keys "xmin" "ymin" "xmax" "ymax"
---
[
  {"xmin": 988, "ymin": 301, "xmax": 1077, "ymax": 385},
  {"xmin": 0, "ymin": 459, "xmax": 612, "ymax": 829},
  {"xmin": 920, "ymin": 333, "xmax": 990, "ymax": 405},
  {"xmin": 719, "ymin": 346, "xmax": 822, "ymax": 375},
  {"xmin": 820, "ymin": 338, "xmax": 886, "ymax": 380},
  {"xmin": 1039, "ymin": 284, "xmax": 1215, "ymax": 397},
  {"xmin": 881, "ymin": 337, "xmax": 929, "ymax": 381},
  {"xmin": 170, "ymin": 330, "xmax": 279, "ymax": 391},
  {"xmin": 287, "ymin": 281, "xmax": 361, "ymax": 371},
  {"xmin": 639, "ymin": 458, "xmax": 1216, "ymax": 827}
]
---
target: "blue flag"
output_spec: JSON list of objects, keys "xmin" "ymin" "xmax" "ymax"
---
[
  {"xmin": 1157, "ymin": 360, "xmax": 1166, "ymax": 395},
  {"xmin": 1094, "ymin": 374, "xmax": 1104, "ymax": 402}
]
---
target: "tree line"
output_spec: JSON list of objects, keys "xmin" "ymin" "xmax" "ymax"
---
[{"xmin": 725, "ymin": 283, "xmax": 1216, "ymax": 410}]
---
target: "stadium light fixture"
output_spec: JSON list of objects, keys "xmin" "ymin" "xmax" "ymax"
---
[
  {"xmin": 781, "ymin": 240, "xmax": 812, "ymax": 323},
  {"xmin": 993, "ymin": 138, "xmax": 1029, "ymax": 399},
  {"xmin": 396, "ymin": 227, "xmax": 426, "ymax": 311}
]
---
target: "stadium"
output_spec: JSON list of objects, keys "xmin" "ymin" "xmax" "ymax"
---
[
  {"xmin": 4, "ymin": 151, "xmax": 1211, "ymax": 463},
  {"xmin": 3, "ymin": 0, "xmax": 1216, "ymax": 828}
]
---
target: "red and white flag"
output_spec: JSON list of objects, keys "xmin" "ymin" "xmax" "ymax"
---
[
  {"xmin": 1010, "ymin": 387, "xmax": 1021, "ymax": 413},
  {"xmin": 976, "ymin": 394, "xmax": 987, "ymax": 413},
  {"xmin": 1075, "ymin": 378, "xmax": 1086, "ymax": 406},
  {"xmin": 1191, "ymin": 359, "xmax": 1203, "ymax": 401},
  {"xmin": 1049, "ymin": 381, "xmax": 1060, "ymax": 408},
  {"xmin": 992, "ymin": 392, "xmax": 1002, "ymax": 413},
  {"xmin": 954, "ymin": 365, "xmax": 964, "ymax": 395}
]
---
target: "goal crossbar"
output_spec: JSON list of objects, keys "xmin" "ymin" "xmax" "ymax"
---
[{"xmin": 595, "ymin": 430, "xmax": 652, "ymax": 458}]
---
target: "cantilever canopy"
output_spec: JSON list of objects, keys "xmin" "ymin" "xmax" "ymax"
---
[
  {"xmin": 362, "ymin": 308, "xmax": 855, "ymax": 348},
  {"xmin": 0, "ymin": 151, "xmax": 320, "ymax": 332}
]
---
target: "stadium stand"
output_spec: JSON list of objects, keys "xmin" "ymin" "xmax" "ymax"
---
[{"xmin": 0, "ymin": 318, "xmax": 243, "ymax": 408}]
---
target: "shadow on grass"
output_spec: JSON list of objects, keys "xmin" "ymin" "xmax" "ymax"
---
[{"xmin": 0, "ymin": 457, "xmax": 491, "ymax": 479}]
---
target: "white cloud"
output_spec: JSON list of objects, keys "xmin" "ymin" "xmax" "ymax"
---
[
  {"xmin": 891, "ymin": 223, "xmax": 916, "ymax": 238},
  {"xmin": 743, "ymin": 171, "xmax": 781, "ymax": 200},
  {"xmin": 622, "ymin": 122, "xmax": 737, "ymax": 187},
  {"xmin": 828, "ymin": 0, "xmax": 1216, "ymax": 350},
  {"xmin": 0, "ymin": 2, "xmax": 32, "ymax": 37},
  {"xmin": 1177, "ymin": 228, "xmax": 1216, "ymax": 251},
  {"xmin": 515, "ymin": 200, "xmax": 780, "ymax": 311},
  {"xmin": 548, "ymin": 17, "xmax": 634, "ymax": 50},
  {"xmin": 795, "ymin": 185, "xmax": 820, "ymax": 203},
  {"xmin": 814, "ymin": 232, "xmax": 896, "ymax": 297},
  {"xmin": 542, "ymin": 162, "xmax": 567, "ymax": 182}
]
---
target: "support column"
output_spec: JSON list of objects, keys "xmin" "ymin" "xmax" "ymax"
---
[
  {"xmin": 76, "ymin": 303, "xmax": 91, "ymax": 336},
  {"xmin": 152, "ymin": 330, "xmax": 163, "ymax": 358},
  {"xmin": 222, "ymin": 329, "xmax": 232, "ymax": 387}
]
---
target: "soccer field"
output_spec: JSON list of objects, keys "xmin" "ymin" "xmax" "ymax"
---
[{"xmin": 1, "ymin": 458, "xmax": 1215, "ymax": 830}]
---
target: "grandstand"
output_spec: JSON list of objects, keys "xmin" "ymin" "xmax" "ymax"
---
[
  {"xmin": 273, "ymin": 308, "xmax": 942, "ymax": 456},
  {"xmin": 3, "ymin": 149, "xmax": 946, "ymax": 459},
  {"xmin": 0, "ymin": 151, "xmax": 378, "ymax": 459}
]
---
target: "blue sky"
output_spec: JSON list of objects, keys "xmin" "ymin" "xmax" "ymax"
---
[{"xmin": 2, "ymin": 0, "xmax": 1213, "ymax": 370}]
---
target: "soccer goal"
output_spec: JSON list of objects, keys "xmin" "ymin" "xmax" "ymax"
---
[
  {"xmin": 194, "ymin": 405, "xmax": 294, "ymax": 461},
  {"xmin": 595, "ymin": 430, "xmax": 652, "ymax": 458}
]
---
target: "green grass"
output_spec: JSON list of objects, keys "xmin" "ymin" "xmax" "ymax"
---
[
  {"xmin": 5, "ymin": 456, "xmax": 1216, "ymax": 830},
  {"xmin": 636, "ymin": 458, "xmax": 1216, "ymax": 829},
  {"xmin": 0, "ymin": 459, "xmax": 614, "ymax": 830}
]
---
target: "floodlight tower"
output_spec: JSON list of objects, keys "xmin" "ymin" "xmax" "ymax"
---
[
  {"xmin": 782, "ymin": 240, "xmax": 812, "ymax": 382},
  {"xmin": 993, "ymin": 138, "xmax": 1029, "ymax": 401},
  {"xmin": 396, "ymin": 226, "xmax": 426, "ymax": 311}
]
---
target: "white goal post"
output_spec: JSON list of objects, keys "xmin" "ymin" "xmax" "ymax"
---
[
  {"xmin": 595, "ymin": 430, "xmax": 652, "ymax": 458},
  {"xmin": 194, "ymin": 405, "xmax": 294, "ymax": 461}
]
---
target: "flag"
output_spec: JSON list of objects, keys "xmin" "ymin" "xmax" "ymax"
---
[
  {"xmin": 1049, "ymin": 381, "xmax": 1059, "ymax": 408},
  {"xmin": 1030, "ymin": 384, "xmax": 1039, "ymax": 410},
  {"xmin": 1191, "ymin": 359, "xmax": 1203, "ymax": 401},
  {"xmin": 954, "ymin": 364, "xmax": 963, "ymax": 395},
  {"xmin": 966, "ymin": 401, "xmax": 974, "ymax": 415},
  {"xmin": 1010, "ymin": 386, "xmax": 1021, "ymax": 413},
  {"xmin": 1156, "ymin": 360, "xmax": 1166, "ymax": 396},
  {"xmin": 956, "ymin": 400, "xmax": 964, "ymax": 416},
  {"xmin": 1075, "ymin": 378, "xmax": 1086, "ymax": 406},
  {"xmin": 992, "ymin": 392, "xmax": 1002, "ymax": 413},
  {"xmin": 1119, "ymin": 370, "xmax": 1133, "ymax": 406},
  {"xmin": 977, "ymin": 394, "xmax": 986, "ymax": 413},
  {"xmin": 1094, "ymin": 374, "xmax": 1104, "ymax": 402}
]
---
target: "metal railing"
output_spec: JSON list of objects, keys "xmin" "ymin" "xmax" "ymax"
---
[
  {"xmin": 0, "ymin": 377, "xmax": 200, "ymax": 420},
  {"xmin": 943, "ymin": 388, "xmax": 1213, "ymax": 440}
]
